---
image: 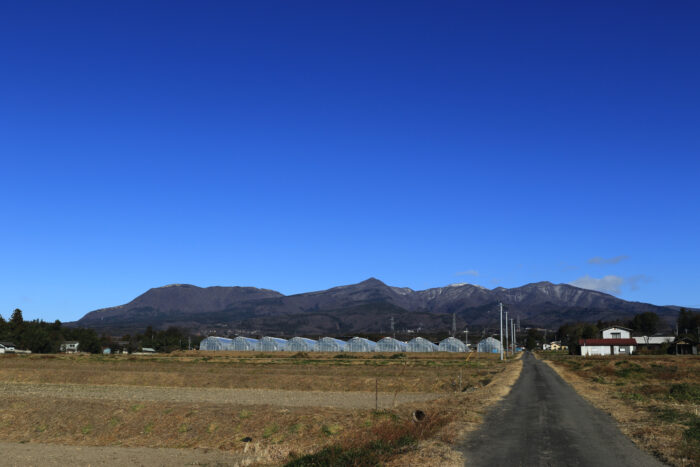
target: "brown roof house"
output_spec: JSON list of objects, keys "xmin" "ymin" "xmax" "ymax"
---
[{"xmin": 579, "ymin": 326, "xmax": 636, "ymax": 356}]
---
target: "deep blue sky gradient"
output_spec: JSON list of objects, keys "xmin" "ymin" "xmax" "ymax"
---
[{"xmin": 2, "ymin": 1, "xmax": 699, "ymax": 322}]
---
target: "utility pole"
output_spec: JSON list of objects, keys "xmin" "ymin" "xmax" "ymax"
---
[
  {"xmin": 505, "ymin": 311, "xmax": 509, "ymax": 356},
  {"xmin": 499, "ymin": 302, "xmax": 504, "ymax": 361},
  {"xmin": 188, "ymin": 335, "xmax": 191, "ymax": 351},
  {"xmin": 464, "ymin": 326, "xmax": 469, "ymax": 348},
  {"xmin": 452, "ymin": 313, "xmax": 456, "ymax": 337},
  {"xmin": 512, "ymin": 319, "xmax": 516, "ymax": 352},
  {"xmin": 391, "ymin": 316, "xmax": 395, "ymax": 339}
]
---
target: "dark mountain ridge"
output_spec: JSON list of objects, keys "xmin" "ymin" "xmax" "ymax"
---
[{"xmin": 72, "ymin": 278, "xmax": 683, "ymax": 335}]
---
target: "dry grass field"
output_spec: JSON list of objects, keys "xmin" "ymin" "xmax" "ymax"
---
[
  {"xmin": 0, "ymin": 351, "xmax": 522, "ymax": 466},
  {"xmin": 540, "ymin": 353, "xmax": 700, "ymax": 467}
]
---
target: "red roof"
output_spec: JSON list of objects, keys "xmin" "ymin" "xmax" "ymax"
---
[{"xmin": 579, "ymin": 339, "xmax": 637, "ymax": 346}]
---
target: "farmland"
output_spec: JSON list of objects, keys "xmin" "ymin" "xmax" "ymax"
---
[
  {"xmin": 0, "ymin": 351, "xmax": 522, "ymax": 465},
  {"xmin": 540, "ymin": 353, "xmax": 700, "ymax": 467}
]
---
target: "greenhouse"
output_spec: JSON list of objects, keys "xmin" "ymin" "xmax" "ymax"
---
[
  {"xmin": 346, "ymin": 337, "xmax": 377, "ymax": 352},
  {"xmin": 258, "ymin": 336, "xmax": 288, "ymax": 351},
  {"xmin": 376, "ymin": 337, "xmax": 407, "ymax": 352},
  {"xmin": 407, "ymin": 337, "xmax": 439, "ymax": 352},
  {"xmin": 438, "ymin": 337, "xmax": 468, "ymax": 353},
  {"xmin": 477, "ymin": 336, "xmax": 502, "ymax": 353},
  {"xmin": 317, "ymin": 337, "xmax": 347, "ymax": 352},
  {"xmin": 231, "ymin": 336, "xmax": 259, "ymax": 351},
  {"xmin": 286, "ymin": 337, "xmax": 317, "ymax": 352},
  {"xmin": 199, "ymin": 336, "xmax": 234, "ymax": 351}
]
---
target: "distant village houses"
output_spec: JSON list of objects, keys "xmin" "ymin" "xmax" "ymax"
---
[{"xmin": 542, "ymin": 341, "xmax": 568, "ymax": 351}]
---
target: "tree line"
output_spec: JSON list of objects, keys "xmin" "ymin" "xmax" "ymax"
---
[{"xmin": 0, "ymin": 309, "xmax": 202, "ymax": 354}]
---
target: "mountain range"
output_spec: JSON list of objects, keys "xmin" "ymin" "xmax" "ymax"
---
[{"xmin": 72, "ymin": 278, "xmax": 683, "ymax": 336}]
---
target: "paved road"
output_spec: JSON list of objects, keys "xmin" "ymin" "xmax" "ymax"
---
[{"xmin": 461, "ymin": 352, "xmax": 664, "ymax": 467}]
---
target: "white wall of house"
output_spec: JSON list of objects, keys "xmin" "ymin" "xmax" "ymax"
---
[
  {"xmin": 612, "ymin": 345, "xmax": 635, "ymax": 355},
  {"xmin": 602, "ymin": 327, "xmax": 631, "ymax": 339},
  {"xmin": 581, "ymin": 344, "xmax": 636, "ymax": 356},
  {"xmin": 581, "ymin": 345, "xmax": 612, "ymax": 356}
]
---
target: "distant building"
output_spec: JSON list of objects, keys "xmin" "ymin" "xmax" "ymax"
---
[
  {"xmin": 671, "ymin": 337, "xmax": 698, "ymax": 355},
  {"xmin": 0, "ymin": 341, "xmax": 16, "ymax": 354},
  {"xmin": 633, "ymin": 335, "xmax": 674, "ymax": 352},
  {"xmin": 140, "ymin": 347, "xmax": 156, "ymax": 354},
  {"xmin": 60, "ymin": 341, "xmax": 80, "ymax": 353}
]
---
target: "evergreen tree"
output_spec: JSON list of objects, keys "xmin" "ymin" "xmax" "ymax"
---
[{"xmin": 10, "ymin": 308, "xmax": 24, "ymax": 326}]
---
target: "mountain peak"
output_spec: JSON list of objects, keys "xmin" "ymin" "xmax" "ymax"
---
[{"xmin": 358, "ymin": 277, "xmax": 386, "ymax": 286}]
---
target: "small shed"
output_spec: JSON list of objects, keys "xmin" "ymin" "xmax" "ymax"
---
[
  {"xmin": 286, "ymin": 337, "xmax": 318, "ymax": 352},
  {"xmin": 376, "ymin": 337, "xmax": 407, "ymax": 352},
  {"xmin": 477, "ymin": 337, "xmax": 502, "ymax": 353},
  {"xmin": 258, "ymin": 336, "xmax": 288, "ymax": 351},
  {"xmin": 60, "ymin": 341, "xmax": 80, "ymax": 353},
  {"xmin": 317, "ymin": 337, "xmax": 347, "ymax": 352},
  {"xmin": 439, "ymin": 337, "xmax": 468, "ymax": 353},
  {"xmin": 407, "ymin": 337, "xmax": 438, "ymax": 352},
  {"xmin": 0, "ymin": 341, "xmax": 16, "ymax": 354},
  {"xmin": 346, "ymin": 337, "xmax": 377, "ymax": 352},
  {"xmin": 671, "ymin": 337, "xmax": 698, "ymax": 355}
]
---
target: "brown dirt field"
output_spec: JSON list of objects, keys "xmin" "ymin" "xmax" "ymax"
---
[
  {"xmin": 0, "ymin": 351, "xmax": 499, "ymax": 393},
  {"xmin": 540, "ymin": 353, "xmax": 700, "ymax": 467},
  {"xmin": 0, "ymin": 441, "xmax": 250, "ymax": 466},
  {"xmin": 0, "ymin": 382, "xmax": 439, "ymax": 409},
  {"xmin": 0, "ymin": 352, "xmax": 522, "ymax": 466}
]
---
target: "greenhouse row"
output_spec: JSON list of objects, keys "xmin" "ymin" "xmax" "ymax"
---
[{"xmin": 200, "ymin": 335, "xmax": 501, "ymax": 353}]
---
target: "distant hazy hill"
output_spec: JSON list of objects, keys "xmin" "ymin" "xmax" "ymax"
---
[{"xmin": 72, "ymin": 278, "xmax": 682, "ymax": 335}]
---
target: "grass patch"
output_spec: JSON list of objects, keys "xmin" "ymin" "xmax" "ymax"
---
[
  {"xmin": 285, "ymin": 436, "xmax": 416, "ymax": 466},
  {"xmin": 321, "ymin": 424, "xmax": 342, "ymax": 436},
  {"xmin": 669, "ymin": 383, "xmax": 700, "ymax": 403},
  {"xmin": 263, "ymin": 423, "xmax": 280, "ymax": 438}
]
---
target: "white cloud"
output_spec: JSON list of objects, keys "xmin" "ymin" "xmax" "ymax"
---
[
  {"xmin": 570, "ymin": 275, "xmax": 625, "ymax": 295},
  {"xmin": 626, "ymin": 274, "xmax": 651, "ymax": 291},
  {"xmin": 456, "ymin": 269, "xmax": 479, "ymax": 277},
  {"xmin": 588, "ymin": 255, "xmax": 629, "ymax": 265}
]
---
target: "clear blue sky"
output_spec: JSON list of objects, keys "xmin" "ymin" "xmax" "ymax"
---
[{"xmin": 2, "ymin": 1, "xmax": 699, "ymax": 322}]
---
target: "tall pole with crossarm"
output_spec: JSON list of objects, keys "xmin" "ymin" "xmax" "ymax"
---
[{"xmin": 499, "ymin": 302, "xmax": 504, "ymax": 361}]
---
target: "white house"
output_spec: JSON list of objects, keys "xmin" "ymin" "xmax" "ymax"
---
[
  {"xmin": 580, "ymin": 326, "xmax": 636, "ymax": 356},
  {"xmin": 0, "ymin": 341, "xmax": 16, "ymax": 354}
]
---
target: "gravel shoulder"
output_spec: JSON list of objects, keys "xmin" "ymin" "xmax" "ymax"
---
[{"xmin": 0, "ymin": 381, "xmax": 440, "ymax": 409}]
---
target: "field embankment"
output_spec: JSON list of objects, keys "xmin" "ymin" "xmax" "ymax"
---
[{"xmin": 540, "ymin": 353, "xmax": 700, "ymax": 466}]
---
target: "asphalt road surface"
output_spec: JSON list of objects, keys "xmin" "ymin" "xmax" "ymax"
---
[{"xmin": 461, "ymin": 352, "xmax": 665, "ymax": 467}]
